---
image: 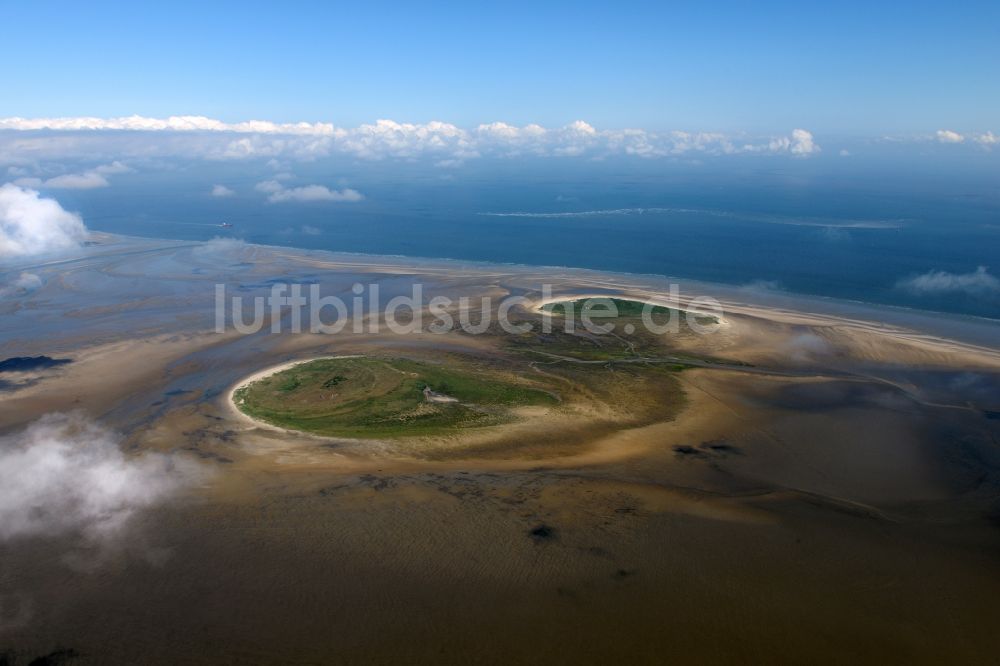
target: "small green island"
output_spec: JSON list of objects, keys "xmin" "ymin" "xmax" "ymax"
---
[
  {"xmin": 541, "ymin": 297, "xmax": 718, "ymax": 326},
  {"xmin": 232, "ymin": 357, "xmax": 557, "ymax": 438}
]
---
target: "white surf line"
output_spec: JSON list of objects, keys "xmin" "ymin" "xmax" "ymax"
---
[{"xmin": 478, "ymin": 208, "xmax": 905, "ymax": 229}]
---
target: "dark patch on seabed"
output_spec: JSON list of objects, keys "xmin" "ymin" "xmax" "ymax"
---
[
  {"xmin": 674, "ymin": 440, "xmax": 742, "ymax": 458},
  {"xmin": 530, "ymin": 524, "xmax": 557, "ymax": 541},
  {"xmin": 0, "ymin": 356, "xmax": 72, "ymax": 373}
]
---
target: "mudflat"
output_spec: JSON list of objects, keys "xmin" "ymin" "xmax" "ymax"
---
[{"xmin": 1, "ymin": 235, "xmax": 999, "ymax": 665}]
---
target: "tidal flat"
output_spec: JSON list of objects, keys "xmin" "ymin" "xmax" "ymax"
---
[{"xmin": 1, "ymin": 234, "xmax": 999, "ymax": 664}]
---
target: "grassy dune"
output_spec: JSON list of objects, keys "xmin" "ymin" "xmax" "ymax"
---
[
  {"xmin": 542, "ymin": 297, "xmax": 718, "ymax": 325},
  {"xmin": 233, "ymin": 357, "xmax": 558, "ymax": 438}
]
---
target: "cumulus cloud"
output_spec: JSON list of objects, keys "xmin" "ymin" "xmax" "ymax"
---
[
  {"xmin": 0, "ymin": 184, "xmax": 88, "ymax": 258},
  {"xmin": 211, "ymin": 184, "xmax": 235, "ymax": 197},
  {"xmin": 936, "ymin": 129, "xmax": 965, "ymax": 143},
  {"xmin": 759, "ymin": 128, "xmax": 819, "ymax": 156},
  {"xmin": 0, "ymin": 413, "xmax": 202, "ymax": 542},
  {"xmin": 0, "ymin": 114, "xmax": 822, "ymax": 163},
  {"xmin": 255, "ymin": 180, "xmax": 364, "ymax": 203},
  {"xmin": 897, "ymin": 266, "xmax": 1000, "ymax": 296}
]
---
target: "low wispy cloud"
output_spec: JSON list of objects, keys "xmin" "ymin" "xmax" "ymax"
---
[
  {"xmin": 191, "ymin": 237, "xmax": 248, "ymax": 258},
  {"xmin": 0, "ymin": 271, "xmax": 43, "ymax": 298},
  {"xmin": 0, "ymin": 114, "xmax": 823, "ymax": 164},
  {"xmin": 0, "ymin": 413, "xmax": 203, "ymax": 542},
  {"xmin": 211, "ymin": 184, "xmax": 235, "ymax": 197},
  {"xmin": 785, "ymin": 333, "xmax": 832, "ymax": 362},
  {"xmin": 974, "ymin": 131, "xmax": 998, "ymax": 146},
  {"xmin": 741, "ymin": 279, "xmax": 783, "ymax": 292},
  {"xmin": 255, "ymin": 180, "xmax": 364, "ymax": 203},
  {"xmin": 897, "ymin": 266, "xmax": 1000, "ymax": 296},
  {"xmin": 12, "ymin": 161, "xmax": 131, "ymax": 190},
  {"xmin": 880, "ymin": 130, "xmax": 998, "ymax": 147},
  {"xmin": 0, "ymin": 184, "xmax": 87, "ymax": 258},
  {"xmin": 478, "ymin": 206, "xmax": 901, "ymax": 229},
  {"xmin": 37, "ymin": 171, "xmax": 109, "ymax": 189}
]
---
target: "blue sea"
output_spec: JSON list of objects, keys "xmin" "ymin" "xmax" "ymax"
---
[{"xmin": 53, "ymin": 153, "xmax": 1000, "ymax": 320}]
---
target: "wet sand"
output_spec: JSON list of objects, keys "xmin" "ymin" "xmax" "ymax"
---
[{"xmin": 1, "ymin": 235, "xmax": 999, "ymax": 664}]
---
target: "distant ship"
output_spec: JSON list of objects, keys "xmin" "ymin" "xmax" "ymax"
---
[{"xmin": 219, "ymin": 222, "xmax": 233, "ymax": 228}]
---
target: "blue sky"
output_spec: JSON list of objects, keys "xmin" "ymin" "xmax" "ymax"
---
[{"xmin": 3, "ymin": 0, "xmax": 997, "ymax": 134}]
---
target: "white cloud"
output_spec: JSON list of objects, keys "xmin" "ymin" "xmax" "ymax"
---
[
  {"xmin": 255, "ymin": 180, "xmax": 364, "ymax": 203},
  {"xmin": 0, "ymin": 413, "xmax": 202, "ymax": 541},
  {"xmin": 0, "ymin": 114, "xmax": 338, "ymax": 136},
  {"xmin": 790, "ymin": 129, "xmax": 818, "ymax": 155},
  {"xmin": 42, "ymin": 171, "xmax": 110, "ymax": 189},
  {"xmin": 8, "ymin": 162, "xmax": 131, "ymax": 190},
  {"xmin": 897, "ymin": 266, "xmax": 1000, "ymax": 296},
  {"xmin": 0, "ymin": 184, "xmax": 87, "ymax": 258},
  {"xmin": 254, "ymin": 180, "xmax": 283, "ymax": 194},
  {"xmin": 11, "ymin": 177, "xmax": 43, "ymax": 188},
  {"xmin": 0, "ymin": 271, "xmax": 43, "ymax": 297},
  {"xmin": 211, "ymin": 184, "xmax": 235, "ymax": 197},
  {"xmin": 14, "ymin": 271, "xmax": 42, "ymax": 290},
  {"xmin": 93, "ymin": 160, "xmax": 131, "ymax": 175},
  {"xmin": 0, "ymin": 114, "xmax": 824, "ymax": 162},
  {"xmin": 785, "ymin": 333, "xmax": 832, "ymax": 362},
  {"xmin": 191, "ymin": 237, "xmax": 248, "ymax": 258},
  {"xmin": 760, "ymin": 128, "xmax": 820, "ymax": 156},
  {"xmin": 566, "ymin": 120, "xmax": 597, "ymax": 135},
  {"xmin": 337, "ymin": 119, "xmax": 477, "ymax": 160},
  {"xmin": 936, "ymin": 129, "xmax": 965, "ymax": 143},
  {"xmin": 974, "ymin": 131, "xmax": 998, "ymax": 145}
]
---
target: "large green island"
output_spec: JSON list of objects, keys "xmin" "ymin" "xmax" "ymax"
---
[{"xmin": 232, "ymin": 356, "xmax": 559, "ymax": 438}]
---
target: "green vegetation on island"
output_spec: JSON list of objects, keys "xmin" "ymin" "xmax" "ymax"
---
[
  {"xmin": 233, "ymin": 357, "xmax": 557, "ymax": 438},
  {"xmin": 542, "ymin": 297, "xmax": 718, "ymax": 326}
]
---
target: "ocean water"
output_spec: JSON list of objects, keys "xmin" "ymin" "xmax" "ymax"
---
[{"xmin": 51, "ymin": 154, "xmax": 1000, "ymax": 319}]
